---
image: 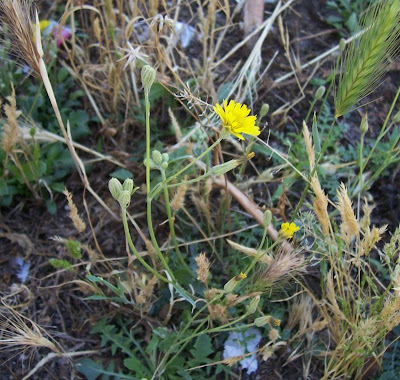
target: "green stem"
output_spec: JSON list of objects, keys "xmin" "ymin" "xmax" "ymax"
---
[
  {"xmin": 161, "ymin": 169, "xmax": 194, "ymax": 278},
  {"xmin": 144, "ymin": 89, "xmax": 176, "ymax": 282},
  {"xmin": 350, "ymin": 85, "xmax": 400, "ymax": 195},
  {"xmin": 121, "ymin": 209, "xmax": 170, "ymax": 284},
  {"xmin": 164, "ymin": 136, "xmax": 223, "ymax": 185}
]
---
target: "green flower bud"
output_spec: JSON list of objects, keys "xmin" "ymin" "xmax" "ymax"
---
[
  {"xmin": 162, "ymin": 153, "xmax": 169, "ymax": 162},
  {"xmin": 122, "ymin": 178, "xmax": 134, "ymax": 194},
  {"xmin": 210, "ymin": 159, "xmax": 240, "ymax": 176},
  {"xmin": 118, "ymin": 190, "xmax": 131, "ymax": 209},
  {"xmin": 141, "ymin": 65, "xmax": 156, "ymax": 92},
  {"xmin": 144, "ymin": 158, "xmax": 157, "ymax": 169},
  {"xmin": 246, "ymin": 295, "xmax": 260, "ymax": 314},
  {"xmin": 254, "ymin": 316, "xmax": 271, "ymax": 327},
  {"xmin": 339, "ymin": 38, "xmax": 346, "ymax": 54},
  {"xmin": 152, "ymin": 150, "xmax": 163, "ymax": 165},
  {"xmin": 260, "ymin": 103, "xmax": 270, "ymax": 119},
  {"xmin": 224, "ymin": 278, "xmax": 236, "ymax": 293},
  {"xmin": 109, "ymin": 178, "xmax": 122, "ymax": 200},
  {"xmin": 263, "ymin": 210, "xmax": 272, "ymax": 228},
  {"xmin": 161, "ymin": 162, "xmax": 168, "ymax": 170},
  {"xmin": 360, "ymin": 113, "xmax": 368, "ymax": 134},
  {"xmin": 315, "ymin": 86, "xmax": 326, "ymax": 100}
]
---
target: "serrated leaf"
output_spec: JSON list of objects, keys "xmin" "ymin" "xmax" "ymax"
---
[{"xmin": 75, "ymin": 358, "xmax": 137, "ymax": 380}]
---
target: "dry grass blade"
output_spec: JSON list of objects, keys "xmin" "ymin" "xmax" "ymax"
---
[{"xmin": 335, "ymin": 0, "xmax": 400, "ymax": 117}]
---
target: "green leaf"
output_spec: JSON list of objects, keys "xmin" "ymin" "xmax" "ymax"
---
[
  {"xmin": 110, "ymin": 169, "xmax": 133, "ymax": 181},
  {"xmin": 191, "ymin": 334, "xmax": 213, "ymax": 361},
  {"xmin": 76, "ymin": 358, "xmax": 138, "ymax": 380},
  {"xmin": 46, "ymin": 200, "xmax": 57, "ymax": 215}
]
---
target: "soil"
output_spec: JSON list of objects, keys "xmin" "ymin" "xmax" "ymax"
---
[{"xmin": 1, "ymin": 0, "xmax": 399, "ymax": 379}]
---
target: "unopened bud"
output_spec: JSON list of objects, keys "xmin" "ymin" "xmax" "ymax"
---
[
  {"xmin": 152, "ymin": 150, "xmax": 163, "ymax": 165},
  {"xmin": 247, "ymin": 295, "xmax": 260, "ymax": 314},
  {"xmin": 144, "ymin": 158, "xmax": 156, "ymax": 169},
  {"xmin": 315, "ymin": 86, "xmax": 326, "ymax": 100},
  {"xmin": 339, "ymin": 38, "xmax": 346, "ymax": 54},
  {"xmin": 260, "ymin": 103, "xmax": 270, "ymax": 119},
  {"xmin": 210, "ymin": 159, "xmax": 240, "ymax": 176},
  {"xmin": 141, "ymin": 65, "xmax": 156, "ymax": 92},
  {"xmin": 109, "ymin": 178, "xmax": 122, "ymax": 200},
  {"xmin": 162, "ymin": 153, "xmax": 169, "ymax": 162},
  {"xmin": 118, "ymin": 190, "xmax": 131, "ymax": 209},
  {"xmin": 360, "ymin": 113, "xmax": 368, "ymax": 134},
  {"xmin": 224, "ymin": 278, "xmax": 236, "ymax": 293},
  {"xmin": 255, "ymin": 316, "xmax": 271, "ymax": 327},
  {"xmin": 263, "ymin": 210, "xmax": 272, "ymax": 228},
  {"xmin": 122, "ymin": 178, "xmax": 134, "ymax": 194},
  {"xmin": 161, "ymin": 162, "xmax": 168, "ymax": 169}
]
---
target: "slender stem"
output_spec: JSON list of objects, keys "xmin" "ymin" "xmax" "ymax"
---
[
  {"xmin": 121, "ymin": 209, "xmax": 170, "ymax": 284},
  {"xmin": 173, "ymin": 312, "xmax": 250, "ymax": 348},
  {"xmin": 351, "ymin": 85, "xmax": 400, "ymax": 195},
  {"xmin": 161, "ymin": 169, "xmax": 194, "ymax": 277},
  {"xmin": 144, "ymin": 89, "xmax": 176, "ymax": 282},
  {"xmin": 164, "ymin": 136, "xmax": 223, "ymax": 185},
  {"xmin": 305, "ymin": 98, "xmax": 317, "ymax": 124}
]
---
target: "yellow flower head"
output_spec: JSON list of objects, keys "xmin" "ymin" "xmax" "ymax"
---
[
  {"xmin": 279, "ymin": 222, "xmax": 299, "ymax": 239},
  {"xmin": 236, "ymin": 272, "xmax": 247, "ymax": 281},
  {"xmin": 213, "ymin": 100, "xmax": 260, "ymax": 140}
]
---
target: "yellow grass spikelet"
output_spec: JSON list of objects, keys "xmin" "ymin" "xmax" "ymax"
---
[
  {"xmin": 63, "ymin": 188, "xmax": 86, "ymax": 233},
  {"xmin": 310, "ymin": 175, "xmax": 331, "ymax": 236},
  {"xmin": 337, "ymin": 183, "xmax": 359, "ymax": 244},
  {"xmin": 302, "ymin": 121, "xmax": 315, "ymax": 171}
]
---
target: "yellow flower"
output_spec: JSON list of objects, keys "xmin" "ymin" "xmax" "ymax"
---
[
  {"xmin": 279, "ymin": 222, "xmax": 299, "ymax": 239},
  {"xmin": 236, "ymin": 272, "xmax": 247, "ymax": 281},
  {"xmin": 213, "ymin": 100, "xmax": 260, "ymax": 140}
]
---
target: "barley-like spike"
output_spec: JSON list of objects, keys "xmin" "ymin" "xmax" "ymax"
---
[{"xmin": 335, "ymin": 0, "xmax": 400, "ymax": 118}]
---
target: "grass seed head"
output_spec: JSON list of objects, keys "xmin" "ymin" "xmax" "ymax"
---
[
  {"xmin": 337, "ymin": 183, "xmax": 359, "ymax": 244},
  {"xmin": 335, "ymin": 0, "xmax": 400, "ymax": 117},
  {"xmin": 63, "ymin": 188, "xmax": 86, "ymax": 233},
  {"xmin": 195, "ymin": 252, "xmax": 210, "ymax": 285}
]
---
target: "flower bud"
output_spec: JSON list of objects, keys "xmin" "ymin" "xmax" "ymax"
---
[
  {"xmin": 260, "ymin": 103, "xmax": 270, "ymax": 119},
  {"xmin": 118, "ymin": 190, "xmax": 131, "ymax": 209},
  {"xmin": 108, "ymin": 178, "xmax": 122, "ymax": 200},
  {"xmin": 162, "ymin": 153, "xmax": 169, "ymax": 162},
  {"xmin": 339, "ymin": 38, "xmax": 346, "ymax": 54},
  {"xmin": 210, "ymin": 159, "xmax": 240, "ymax": 176},
  {"xmin": 360, "ymin": 113, "xmax": 368, "ymax": 134},
  {"xmin": 152, "ymin": 150, "xmax": 163, "ymax": 165},
  {"xmin": 246, "ymin": 295, "xmax": 260, "ymax": 314},
  {"xmin": 255, "ymin": 316, "xmax": 271, "ymax": 327},
  {"xmin": 263, "ymin": 210, "xmax": 272, "ymax": 228},
  {"xmin": 161, "ymin": 162, "xmax": 168, "ymax": 170},
  {"xmin": 315, "ymin": 86, "xmax": 326, "ymax": 100},
  {"xmin": 224, "ymin": 278, "xmax": 236, "ymax": 293},
  {"xmin": 122, "ymin": 178, "xmax": 134, "ymax": 194},
  {"xmin": 141, "ymin": 65, "xmax": 156, "ymax": 92},
  {"xmin": 144, "ymin": 158, "xmax": 156, "ymax": 169}
]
